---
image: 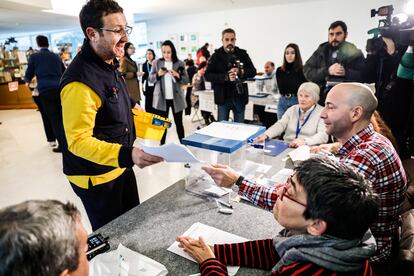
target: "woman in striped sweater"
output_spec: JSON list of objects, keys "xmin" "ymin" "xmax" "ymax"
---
[{"xmin": 177, "ymin": 157, "xmax": 379, "ymax": 275}]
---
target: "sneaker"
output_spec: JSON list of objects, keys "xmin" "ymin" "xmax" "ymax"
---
[
  {"xmin": 49, "ymin": 141, "xmax": 57, "ymax": 147},
  {"xmin": 52, "ymin": 147, "xmax": 62, "ymax": 153}
]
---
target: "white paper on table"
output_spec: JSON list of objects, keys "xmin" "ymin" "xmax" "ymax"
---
[
  {"xmin": 288, "ymin": 145, "xmax": 311, "ymax": 162},
  {"xmin": 195, "ymin": 122, "xmax": 262, "ymax": 141},
  {"xmin": 168, "ymin": 222, "xmax": 248, "ymax": 275},
  {"xmin": 141, "ymin": 143, "xmax": 202, "ymax": 163},
  {"xmin": 89, "ymin": 243, "xmax": 168, "ymax": 276},
  {"xmin": 271, "ymin": 168, "xmax": 294, "ymax": 184},
  {"xmin": 204, "ymin": 186, "xmax": 231, "ymax": 197}
]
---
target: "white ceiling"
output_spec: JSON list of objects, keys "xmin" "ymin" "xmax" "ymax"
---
[{"xmin": 0, "ymin": 0, "xmax": 315, "ymax": 36}]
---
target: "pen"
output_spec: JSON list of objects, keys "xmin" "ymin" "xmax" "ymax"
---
[{"xmin": 216, "ymin": 199, "xmax": 233, "ymax": 209}]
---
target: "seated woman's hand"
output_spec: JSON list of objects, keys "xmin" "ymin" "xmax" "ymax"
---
[
  {"xmin": 254, "ymin": 134, "xmax": 268, "ymax": 143},
  {"xmin": 176, "ymin": 236, "xmax": 215, "ymax": 263},
  {"xmin": 289, "ymin": 138, "xmax": 306, "ymax": 148}
]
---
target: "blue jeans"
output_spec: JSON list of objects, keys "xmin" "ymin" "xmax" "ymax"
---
[
  {"xmin": 277, "ymin": 96, "xmax": 298, "ymax": 119},
  {"xmin": 217, "ymin": 97, "xmax": 245, "ymax": 123}
]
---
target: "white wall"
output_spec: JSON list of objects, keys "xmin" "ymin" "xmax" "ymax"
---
[{"xmin": 146, "ymin": 0, "xmax": 403, "ymax": 71}]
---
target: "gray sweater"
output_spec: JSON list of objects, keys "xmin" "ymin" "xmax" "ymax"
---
[{"xmin": 264, "ymin": 104, "xmax": 328, "ymax": 145}]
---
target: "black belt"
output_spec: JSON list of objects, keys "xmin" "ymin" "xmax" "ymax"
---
[{"xmin": 281, "ymin": 94, "xmax": 296, "ymax": 98}]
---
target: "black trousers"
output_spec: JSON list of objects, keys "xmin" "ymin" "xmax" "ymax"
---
[
  {"xmin": 144, "ymin": 86, "xmax": 155, "ymax": 114},
  {"xmin": 253, "ymin": 105, "xmax": 278, "ymax": 129},
  {"xmin": 153, "ymin": 99, "xmax": 185, "ymax": 145},
  {"xmin": 185, "ymin": 86, "xmax": 192, "ymax": 115},
  {"xmin": 38, "ymin": 88, "xmax": 63, "ymax": 146},
  {"xmin": 70, "ymin": 168, "xmax": 139, "ymax": 231},
  {"xmin": 33, "ymin": 95, "xmax": 56, "ymax": 142}
]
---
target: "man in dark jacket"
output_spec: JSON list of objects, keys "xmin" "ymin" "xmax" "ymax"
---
[
  {"xmin": 303, "ymin": 21, "xmax": 365, "ymax": 105},
  {"xmin": 205, "ymin": 28, "xmax": 256, "ymax": 122},
  {"xmin": 24, "ymin": 35, "xmax": 66, "ymax": 152}
]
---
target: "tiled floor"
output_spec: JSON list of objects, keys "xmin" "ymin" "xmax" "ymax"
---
[{"xmin": 0, "ymin": 109, "xmax": 202, "ymax": 233}]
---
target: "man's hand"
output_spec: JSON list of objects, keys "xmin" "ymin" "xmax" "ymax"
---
[
  {"xmin": 176, "ymin": 236, "xmax": 215, "ymax": 263},
  {"xmin": 131, "ymin": 147, "xmax": 163, "ymax": 168},
  {"xmin": 254, "ymin": 134, "xmax": 269, "ymax": 143},
  {"xmin": 289, "ymin": 138, "xmax": 305, "ymax": 148},
  {"xmin": 310, "ymin": 142, "xmax": 341, "ymax": 154},
  {"xmin": 202, "ymin": 164, "xmax": 240, "ymax": 188},
  {"xmin": 328, "ymin": 63, "xmax": 345, "ymax": 76},
  {"xmin": 133, "ymin": 104, "xmax": 144, "ymax": 111},
  {"xmin": 382, "ymin": 37, "xmax": 396, "ymax": 56},
  {"xmin": 228, "ymin": 68, "xmax": 238, "ymax": 81}
]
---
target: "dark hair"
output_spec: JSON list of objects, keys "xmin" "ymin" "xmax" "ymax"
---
[
  {"xmin": 295, "ymin": 157, "xmax": 378, "ymax": 240},
  {"xmin": 161, "ymin": 40, "xmax": 178, "ymax": 63},
  {"xmin": 198, "ymin": 61, "xmax": 207, "ymax": 70},
  {"xmin": 123, "ymin": 42, "xmax": 133, "ymax": 60},
  {"xmin": 186, "ymin": 59, "xmax": 195, "ymax": 67},
  {"xmin": 79, "ymin": 0, "xmax": 123, "ymax": 39},
  {"xmin": 36, "ymin": 35, "xmax": 49, "ymax": 48},
  {"xmin": 222, "ymin": 28, "xmax": 236, "ymax": 37},
  {"xmin": 0, "ymin": 200, "xmax": 81, "ymax": 275},
  {"xmin": 281, "ymin": 43, "xmax": 303, "ymax": 72},
  {"xmin": 146, "ymin": 48, "xmax": 156, "ymax": 60},
  {"xmin": 329, "ymin": 20, "xmax": 348, "ymax": 33}
]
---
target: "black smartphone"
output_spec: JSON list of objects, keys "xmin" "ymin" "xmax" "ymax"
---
[
  {"xmin": 86, "ymin": 233, "xmax": 110, "ymax": 260},
  {"xmin": 161, "ymin": 67, "xmax": 168, "ymax": 71}
]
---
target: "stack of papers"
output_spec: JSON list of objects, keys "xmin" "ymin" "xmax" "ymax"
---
[
  {"xmin": 195, "ymin": 122, "xmax": 262, "ymax": 141},
  {"xmin": 288, "ymin": 145, "xmax": 310, "ymax": 162},
  {"xmin": 168, "ymin": 222, "xmax": 248, "ymax": 275}
]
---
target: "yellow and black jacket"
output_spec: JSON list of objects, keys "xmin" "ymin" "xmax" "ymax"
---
[{"xmin": 59, "ymin": 40, "xmax": 136, "ymax": 189}]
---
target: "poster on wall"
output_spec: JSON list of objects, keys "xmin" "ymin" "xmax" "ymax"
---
[
  {"xmin": 169, "ymin": 34, "xmax": 178, "ymax": 43},
  {"xmin": 189, "ymin": 33, "xmax": 198, "ymax": 43},
  {"xmin": 179, "ymin": 34, "xmax": 188, "ymax": 43}
]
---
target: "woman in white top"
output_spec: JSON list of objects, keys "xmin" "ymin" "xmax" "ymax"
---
[
  {"xmin": 255, "ymin": 82, "xmax": 328, "ymax": 147},
  {"xmin": 149, "ymin": 40, "xmax": 189, "ymax": 144}
]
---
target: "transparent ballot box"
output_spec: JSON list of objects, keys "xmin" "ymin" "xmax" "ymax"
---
[{"xmin": 182, "ymin": 122, "xmax": 268, "ymax": 198}]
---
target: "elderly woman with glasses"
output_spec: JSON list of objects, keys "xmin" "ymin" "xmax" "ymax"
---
[{"xmin": 255, "ymin": 82, "xmax": 328, "ymax": 148}]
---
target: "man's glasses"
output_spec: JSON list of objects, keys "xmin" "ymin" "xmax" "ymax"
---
[
  {"xmin": 100, "ymin": 25, "xmax": 132, "ymax": 37},
  {"xmin": 279, "ymin": 176, "xmax": 307, "ymax": 208}
]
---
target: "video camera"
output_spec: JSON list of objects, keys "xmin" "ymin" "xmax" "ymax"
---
[
  {"xmin": 226, "ymin": 55, "xmax": 245, "ymax": 79},
  {"xmin": 367, "ymin": 5, "xmax": 414, "ymax": 55}
]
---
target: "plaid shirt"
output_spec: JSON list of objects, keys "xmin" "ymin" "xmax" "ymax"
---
[
  {"xmin": 339, "ymin": 124, "xmax": 407, "ymax": 263},
  {"xmin": 238, "ymin": 178, "xmax": 279, "ymax": 212}
]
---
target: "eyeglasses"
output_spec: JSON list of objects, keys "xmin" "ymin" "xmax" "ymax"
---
[
  {"xmin": 100, "ymin": 25, "xmax": 132, "ymax": 37},
  {"xmin": 279, "ymin": 176, "xmax": 307, "ymax": 208}
]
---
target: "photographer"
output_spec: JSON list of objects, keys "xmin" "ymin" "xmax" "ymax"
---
[
  {"xmin": 205, "ymin": 28, "xmax": 256, "ymax": 122},
  {"xmin": 363, "ymin": 8, "xmax": 413, "ymax": 159}
]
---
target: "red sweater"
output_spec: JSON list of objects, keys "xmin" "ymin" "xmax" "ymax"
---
[{"xmin": 200, "ymin": 239, "xmax": 373, "ymax": 276}]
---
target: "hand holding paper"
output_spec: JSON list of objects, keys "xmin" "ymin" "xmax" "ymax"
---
[{"xmin": 140, "ymin": 143, "xmax": 202, "ymax": 163}]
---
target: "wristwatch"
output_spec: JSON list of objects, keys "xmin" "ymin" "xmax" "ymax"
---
[{"xmin": 232, "ymin": 176, "xmax": 244, "ymax": 192}]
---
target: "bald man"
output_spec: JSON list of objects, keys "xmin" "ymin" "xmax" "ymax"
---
[
  {"xmin": 321, "ymin": 83, "xmax": 407, "ymax": 268},
  {"xmin": 256, "ymin": 61, "xmax": 277, "ymax": 93}
]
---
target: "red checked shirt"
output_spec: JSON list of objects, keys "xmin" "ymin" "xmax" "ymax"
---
[{"xmin": 338, "ymin": 124, "xmax": 407, "ymax": 263}]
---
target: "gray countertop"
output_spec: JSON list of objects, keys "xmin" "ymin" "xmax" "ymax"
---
[{"xmin": 96, "ymin": 148, "xmax": 291, "ymax": 275}]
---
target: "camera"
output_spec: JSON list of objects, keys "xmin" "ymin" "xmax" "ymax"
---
[
  {"xmin": 367, "ymin": 5, "xmax": 414, "ymax": 51},
  {"xmin": 226, "ymin": 55, "xmax": 245, "ymax": 80}
]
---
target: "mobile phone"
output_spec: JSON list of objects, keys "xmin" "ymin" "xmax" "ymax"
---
[
  {"xmin": 161, "ymin": 67, "xmax": 168, "ymax": 71},
  {"xmin": 86, "ymin": 233, "xmax": 110, "ymax": 260}
]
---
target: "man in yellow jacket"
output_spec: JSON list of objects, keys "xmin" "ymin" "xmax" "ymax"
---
[{"xmin": 59, "ymin": 0, "xmax": 162, "ymax": 230}]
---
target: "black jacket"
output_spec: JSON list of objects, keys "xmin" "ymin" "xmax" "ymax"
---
[
  {"xmin": 303, "ymin": 41, "xmax": 365, "ymax": 87},
  {"xmin": 205, "ymin": 46, "xmax": 256, "ymax": 105},
  {"xmin": 59, "ymin": 40, "xmax": 135, "ymax": 176}
]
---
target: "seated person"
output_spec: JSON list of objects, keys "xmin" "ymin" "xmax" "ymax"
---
[
  {"xmin": 255, "ymin": 61, "xmax": 278, "ymax": 93},
  {"xmin": 0, "ymin": 200, "xmax": 89, "ymax": 276},
  {"xmin": 178, "ymin": 157, "xmax": 378, "ymax": 275},
  {"xmin": 256, "ymin": 82, "xmax": 328, "ymax": 147},
  {"xmin": 192, "ymin": 61, "xmax": 216, "ymax": 125}
]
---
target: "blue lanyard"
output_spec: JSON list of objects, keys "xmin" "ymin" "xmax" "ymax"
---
[
  {"xmin": 146, "ymin": 62, "xmax": 151, "ymax": 73},
  {"xmin": 295, "ymin": 106, "xmax": 316, "ymax": 138}
]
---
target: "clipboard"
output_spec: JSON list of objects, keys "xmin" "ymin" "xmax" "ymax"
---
[{"xmin": 263, "ymin": 139, "xmax": 289, "ymax": 156}]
